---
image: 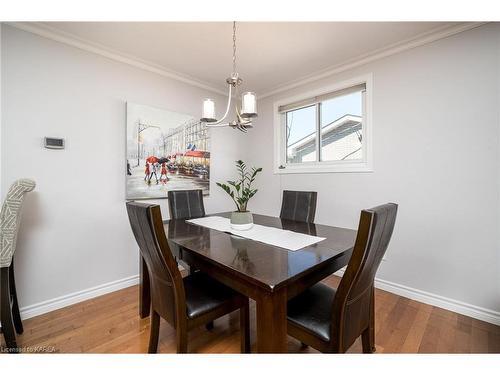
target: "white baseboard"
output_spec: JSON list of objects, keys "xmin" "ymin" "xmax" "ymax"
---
[
  {"xmin": 334, "ymin": 269, "xmax": 500, "ymax": 326},
  {"xmin": 18, "ymin": 269, "xmax": 500, "ymax": 327},
  {"xmin": 20, "ymin": 274, "xmax": 140, "ymax": 320}
]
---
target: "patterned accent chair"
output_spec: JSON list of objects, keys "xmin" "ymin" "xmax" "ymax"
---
[{"xmin": 1, "ymin": 178, "xmax": 36, "ymax": 350}]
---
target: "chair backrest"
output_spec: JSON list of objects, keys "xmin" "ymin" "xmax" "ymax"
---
[
  {"xmin": 126, "ymin": 202, "xmax": 185, "ymax": 324},
  {"xmin": 331, "ymin": 203, "xmax": 398, "ymax": 351},
  {"xmin": 279, "ymin": 190, "xmax": 317, "ymax": 223},
  {"xmin": 167, "ymin": 190, "xmax": 205, "ymax": 220},
  {"xmin": 0, "ymin": 179, "xmax": 36, "ymax": 268}
]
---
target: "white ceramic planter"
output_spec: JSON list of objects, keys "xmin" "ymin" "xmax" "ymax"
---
[{"xmin": 230, "ymin": 211, "xmax": 254, "ymax": 230}]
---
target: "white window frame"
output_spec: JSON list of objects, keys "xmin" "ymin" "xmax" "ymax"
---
[{"xmin": 273, "ymin": 74, "xmax": 373, "ymax": 174}]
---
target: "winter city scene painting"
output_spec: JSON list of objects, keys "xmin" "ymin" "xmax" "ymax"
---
[{"xmin": 126, "ymin": 102, "xmax": 210, "ymax": 200}]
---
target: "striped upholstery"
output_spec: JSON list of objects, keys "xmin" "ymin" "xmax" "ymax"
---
[{"xmin": 0, "ymin": 179, "xmax": 36, "ymax": 268}]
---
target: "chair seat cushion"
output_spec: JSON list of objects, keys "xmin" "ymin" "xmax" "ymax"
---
[
  {"xmin": 184, "ymin": 272, "xmax": 240, "ymax": 319},
  {"xmin": 287, "ymin": 282, "xmax": 336, "ymax": 342}
]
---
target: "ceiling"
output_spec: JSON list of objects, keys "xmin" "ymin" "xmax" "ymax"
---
[{"xmin": 39, "ymin": 22, "xmax": 459, "ymax": 95}]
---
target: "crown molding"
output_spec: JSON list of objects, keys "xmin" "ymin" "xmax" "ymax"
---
[
  {"xmin": 5, "ymin": 22, "xmax": 488, "ymax": 100},
  {"xmin": 258, "ymin": 22, "xmax": 488, "ymax": 99},
  {"xmin": 5, "ymin": 22, "xmax": 228, "ymax": 97}
]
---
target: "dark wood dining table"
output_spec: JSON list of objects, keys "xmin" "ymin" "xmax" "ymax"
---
[{"xmin": 139, "ymin": 212, "xmax": 357, "ymax": 353}]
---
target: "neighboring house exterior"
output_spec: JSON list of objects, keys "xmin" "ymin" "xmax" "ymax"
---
[{"xmin": 287, "ymin": 114, "xmax": 362, "ymax": 163}]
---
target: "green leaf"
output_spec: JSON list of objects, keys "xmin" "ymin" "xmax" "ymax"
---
[
  {"xmin": 218, "ymin": 161, "xmax": 262, "ymax": 212},
  {"xmin": 216, "ymin": 182, "xmax": 232, "ymax": 196}
]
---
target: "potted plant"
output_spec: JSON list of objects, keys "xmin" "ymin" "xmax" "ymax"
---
[{"xmin": 216, "ymin": 160, "xmax": 262, "ymax": 230}]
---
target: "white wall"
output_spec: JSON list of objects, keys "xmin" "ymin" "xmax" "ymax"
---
[
  {"xmin": 247, "ymin": 24, "xmax": 500, "ymax": 316},
  {"xmin": 1, "ymin": 25, "xmax": 245, "ymax": 311},
  {"xmin": 0, "ymin": 23, "xmax": 2, "ymax": 199}
]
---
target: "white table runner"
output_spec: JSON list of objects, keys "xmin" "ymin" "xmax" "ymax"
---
[{"xmin": 186, "ymin": 216, "xmax": 325, "ymax": 251}]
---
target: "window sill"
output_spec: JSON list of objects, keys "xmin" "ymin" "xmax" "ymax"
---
[{"xmin": 273, "ymin": 161, "xmax": 373, "ymax": 174}]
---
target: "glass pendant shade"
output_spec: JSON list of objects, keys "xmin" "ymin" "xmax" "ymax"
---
[
  {"xmin": 201, "ymin": 99, "xmax": 216, "ymax": 122},
  {"xmin": 241, "ymin": 92, "xmax": 257, "ymax": 118}
]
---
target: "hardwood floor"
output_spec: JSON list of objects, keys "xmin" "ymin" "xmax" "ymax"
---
[{"xmin": 2, "ymin": 275, "xmax": 500, "ymax": 353}]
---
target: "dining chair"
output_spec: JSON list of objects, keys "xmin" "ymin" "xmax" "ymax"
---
[
  {"xmin": 1, "ymin": 178, "xmax": 36, "ymax": 350},
  {"xmin": 279, "ymin": 190, "xmax": 317, "ymax": 223},
  {"xmin": 167, "ymin": 189, "xmax": 208, "ymax": 326},
  {"xmin": 126, "ymin": 201, "xmax": 250, "ymax": 353},
  {"xmin": 286, "ymin": 203, "xmax": 398, "ymax": 353},
  {"xmin": 167, "ymin": 189, "xmax": 205, "ymax": 220},
  {"xmin": 167, "ymin": 189, "xmax": 206, "ymax": 277}
]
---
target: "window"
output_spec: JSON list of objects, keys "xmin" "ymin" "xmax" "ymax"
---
[
  {"xmin": 274, "ymin": 75, "xmax": 372, "ymax": 174},
  {"xmin": 286, "ymin": 105, "xmax": 316, "ymax": 163}
]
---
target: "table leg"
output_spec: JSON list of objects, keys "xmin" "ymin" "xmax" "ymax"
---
[
  {"xmin": 256, "ymin": 288, "xmax": 288, "ymax": 353},
  {"xmin": 139, "ymin": 256, "xmax": 151, "ymax": 319}
]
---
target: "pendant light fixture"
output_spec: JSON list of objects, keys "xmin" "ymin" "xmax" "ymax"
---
[{"xmin": 200, "ymin": 22, "xmax": 257, "ymax": 132}]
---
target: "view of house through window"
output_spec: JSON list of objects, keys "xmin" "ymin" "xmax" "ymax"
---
[
  {"xmin": 286, "ymin": 105, "xmax": 317, "ymax": 163},
  {"xmin": 320, "ymin": 91, "xmax": 363, "ymax": 161},
  {"xmin": 283, "ymin": 83, "xmax": 365, "ymax": 165}
]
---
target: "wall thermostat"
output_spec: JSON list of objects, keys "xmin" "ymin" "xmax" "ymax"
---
[{"xmin": 44, "ymin": 137, "xmax": 65, "ymax": 149}]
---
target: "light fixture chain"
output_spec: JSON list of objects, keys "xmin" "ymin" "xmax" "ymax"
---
[{"xmin": 232, "ymin": 21, "xmax": 237, "ymax": 75}]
